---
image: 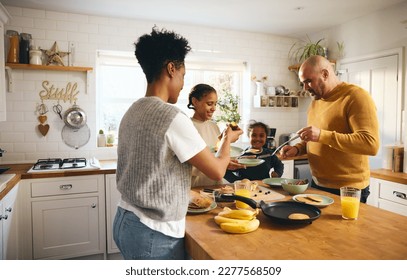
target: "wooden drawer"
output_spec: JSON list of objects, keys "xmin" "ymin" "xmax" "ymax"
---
[
  {"xmin": 379, "ymin": 180, "xmax": 407, "ymax": 206},
  {"xmin": 31, "ymin": 176, "xmax": 99, "ymax": 197}
]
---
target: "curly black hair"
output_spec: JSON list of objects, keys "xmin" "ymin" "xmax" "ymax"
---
[
  {"xmin": 187, "ymin": 84, "xmax": 217, "ymax": 110},
  {"xmin": 247, "ymin": 120, "xmax": 270, "ymax": 137},
  {"xmin": 135, "ymin": 26, "xmax": 191, "ymax": 83}
]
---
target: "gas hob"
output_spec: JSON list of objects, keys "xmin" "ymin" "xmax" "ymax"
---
[{"xmin": 27, "ymin": 157, "xmax": 101, "ymax": 173}]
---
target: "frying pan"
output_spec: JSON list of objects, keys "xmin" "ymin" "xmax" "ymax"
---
[{"xmin": 220, "ymin": 194, "xmax": 321, "ymax": 225}]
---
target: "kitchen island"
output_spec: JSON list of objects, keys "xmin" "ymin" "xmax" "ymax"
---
[{"xmin": 186, "ymin": 184, "xmax": 407, "ymax": 260}]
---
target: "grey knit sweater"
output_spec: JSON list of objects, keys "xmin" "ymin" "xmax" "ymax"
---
[{"xmin": 116, "ymin": 97, "xmax": 192, "ymax": 222}]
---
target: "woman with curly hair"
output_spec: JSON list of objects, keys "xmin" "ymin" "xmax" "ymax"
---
[{"xmin": 114, "ymin": 27, "xmax": 242, "ymax": 260}]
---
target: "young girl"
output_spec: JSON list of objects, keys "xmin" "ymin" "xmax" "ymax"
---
[
  {"xmin": 187, "ymin": 84, "xmax": 221, "ymax": 186},
  {"xmin": 187, "ymin": 84, "xmax": 245, "ymax": 186},
  {"xmin": 224, "ymin": 121, "xmax": 284, "ymax": 182}
]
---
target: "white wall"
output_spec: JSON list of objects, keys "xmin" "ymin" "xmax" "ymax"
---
[{"xmin": 0, "ymin": 5, "xmax": 303, "ymax": 164}]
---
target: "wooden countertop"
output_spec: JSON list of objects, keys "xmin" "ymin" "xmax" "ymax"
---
[
  {"xmin": 0, "ymin": 160, "xmax": 117, "ymax": 200},
  {"xmin": 185, "ymin": 183, "xmax": 407, "ymax": 260},
  {"xmin": 370, "ymin": 168, "xmax": 407, "ymax": 185}
]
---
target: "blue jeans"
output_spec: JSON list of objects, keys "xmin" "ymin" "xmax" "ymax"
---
[
  {"xmin": 311, "ymin": 180, "xmax": 370, "ymax": 203},
  {"xmin": 113, "ymin": 206, "xmax": 187, "ymax": 260}
]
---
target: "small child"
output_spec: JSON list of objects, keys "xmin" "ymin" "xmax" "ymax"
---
[{"xmin": 224, "ymin": 121, "xmax": 284, "ymax": 182}]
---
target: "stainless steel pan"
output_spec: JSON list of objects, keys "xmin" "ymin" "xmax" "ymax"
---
[{"xmin": 63, "ymin": 104, "xmax": 87, "ymax": 128}]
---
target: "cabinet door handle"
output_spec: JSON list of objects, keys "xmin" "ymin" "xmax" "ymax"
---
[
  {"xmin": 0, "ymin": 214, "xmax": 8, "ymax": 220},
  {"xmin": 5, "ymin": 207, "xmax": 12, "ymax": 212},
  {"xmin": 91, "ymin": 203, "xmax": 96, "ymax": 208},
  {"xmin": 59, "ymin": 184, "xmax": 73, "ymax": 190},
  {"xmin": 393, "ymin": 191, "xmax": 407, "ymax": 200}
]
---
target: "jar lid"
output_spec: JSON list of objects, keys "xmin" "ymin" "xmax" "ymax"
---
[
  {"xmin": 6, "ymin": 30, "xmax": 19, "ymax": 36},
  {"xmin": 20, "ymin": 33, "xmax": 32, "ymax": 40}
]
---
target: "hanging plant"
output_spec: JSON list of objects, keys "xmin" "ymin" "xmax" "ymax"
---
[
  {"xmin": 289, "ymin": 36, "xmax": 326, "ymax": 64},
  {"xmin": 215, "ymin": 91, "xmax": 241, "ymax": 124}
]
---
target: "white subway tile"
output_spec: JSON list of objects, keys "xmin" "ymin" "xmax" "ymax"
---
[
  {"xmin": 57, "ymin": 21, "xmax": 79, "ymax": 32},
  {"xmin": 23, "ymin": 8, "xmax": 45, "ymax": 18},
  {"xmin": 34, "ymin": 18, "xmax": 56, "ymax": 29},
  {"xmin": 46, "ymin": 10, "xmax": 68, "ymax": 20}
]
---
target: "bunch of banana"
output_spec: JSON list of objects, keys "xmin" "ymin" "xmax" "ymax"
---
[{"xmin": 214, "ymin": 207, "xmax": 260, "ymax": 234}]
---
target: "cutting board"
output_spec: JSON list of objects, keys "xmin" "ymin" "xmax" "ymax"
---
[{"xmin": 251, "ymin": 185, "xmax": 284, "ymax": 202}]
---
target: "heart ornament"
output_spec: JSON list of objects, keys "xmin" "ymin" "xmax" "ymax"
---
[
  {"xmin": 38, "ymin": 115, "xmax": 47, "ymax": 124},
  {"xmin": 38, "ymin": 124, "xmax": 50, "ymax": 136}
]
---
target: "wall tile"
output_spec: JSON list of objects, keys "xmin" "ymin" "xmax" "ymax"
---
[{"xmin": 1, "ymin": 4, "xmax": 300, "ymax": 164}]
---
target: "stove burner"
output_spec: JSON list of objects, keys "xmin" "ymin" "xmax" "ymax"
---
[
  {"xmin": 39, "ymin": 164, "xmax": 54, "ymax": 169},
  {"xmin": 61, "ymin": 158, "xmax": 87, "ymax": 169},
  {"xmin": 32, "ymin": 158, "xmax": 87, "ymax": 170}
]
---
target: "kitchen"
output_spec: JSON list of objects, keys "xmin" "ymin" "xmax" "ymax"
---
[{"xmin": 1, "ymin": 0, "xmax": 407, "ymax": 270}]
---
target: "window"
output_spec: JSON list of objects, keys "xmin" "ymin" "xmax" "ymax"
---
[{"xmin": 96, "ymin": 51, "xmax": 246, "ymax": 145}]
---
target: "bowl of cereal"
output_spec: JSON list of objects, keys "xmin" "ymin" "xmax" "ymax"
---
[{"xmin": 281, "ymin": 179, "xmax": 309, "ymax": 195}]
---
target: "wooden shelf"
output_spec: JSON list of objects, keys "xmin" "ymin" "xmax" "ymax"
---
[{"xmin": 5, "ymin": 63, "xmax": 93, "ymax": 72}]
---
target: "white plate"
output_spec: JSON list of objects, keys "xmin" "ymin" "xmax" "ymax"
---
[
  {"xmin": 293, "ymin": 194, "xmax": 334, "ymax": 208},
  {"xmin": 210, "ymin": 146, "xmax": 243, "ymax": 158},
  {"xmin": 187, "ymin": 201, "xmax": 217, "ymax": 214},
  {"xmin": 238, "ymin": 158, "xmax": 265, "ymax": 167}
]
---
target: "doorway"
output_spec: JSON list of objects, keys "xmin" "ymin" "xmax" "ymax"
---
[{"xmin": 338, "ymin": 48, "xmax": 403, "ymax": 169}]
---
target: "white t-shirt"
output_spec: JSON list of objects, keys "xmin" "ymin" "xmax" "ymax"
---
[
  {"xmin": 190, "ymin": 118, "xmax": 223, "ymax": 187},
  {"xmin": 118, "ymin": 112, "xmax": 206, "ymax": 238}
]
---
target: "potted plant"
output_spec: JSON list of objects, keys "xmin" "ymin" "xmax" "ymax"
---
[
  {"xmin": 289, "ymin": 36, "xmax": 326, "ymax": 64},
  {"xmin": 215, "ymin": 90, "xmax": 241, "ymax": 125}
]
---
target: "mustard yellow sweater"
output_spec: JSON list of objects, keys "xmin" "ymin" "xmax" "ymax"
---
[{"xmin": 295, "ymin": 82, "xmax": 379, "ymax": 189}]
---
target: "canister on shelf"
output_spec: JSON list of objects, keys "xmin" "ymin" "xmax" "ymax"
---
[
  {"xmin": 29, "ymin": 46, "xmax": 43, "ymax": 65},
  {"xmin": 6, "ymin": 30, "xmax": 19, "ymax": 63},
  {"xmin": 19, "ymin": 33, "xmax": 32, "ymax": 64}
]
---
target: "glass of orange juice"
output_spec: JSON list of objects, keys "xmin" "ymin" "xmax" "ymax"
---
[
  {"xmin": 234, "ymin": 180, "xmax": 251, "ymax": 209},
  {"xmin": 340, "ymin": 187, "xmax": 361, "ymax": 220}
]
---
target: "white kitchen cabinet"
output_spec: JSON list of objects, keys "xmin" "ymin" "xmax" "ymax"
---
[
  {"xmin": 19, "ymin": 175, "xmax": 106, "ymax": 259},
  {"xmin": 0, "ymin": 183, "xmax": 19, "ymax": 260},
  {"xmin": 369, "ymin": 178, "xmax": 407, "ymax": 216},
  {"xmin": 0, "ymin": 4, "xmax": 11, "ymax": 121},
  {"xmin": 105, "ymin": 174, "xmax": 120, "ymax": 255}
]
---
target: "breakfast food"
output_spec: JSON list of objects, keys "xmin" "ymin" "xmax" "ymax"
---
[
  {"xmin": 189, "ymin": 191, "xmax": 213, "ymax": 209},
  {"xmin": 287, "ymin": 179, "xmax": 308, "ymax": 185},
  {"xmin": 215, "ymin": 207, "xmax": 260, "ymax": 233},
  {"xmin": 219, "ymin": 218, "xmax": 260, "ymax": 234},
  {"xmin": 288, "ymin": 213, "xmax": 310, "ymax": 220},
  {"xmin": 218, "ymin": 206, "xmax": 259, "ymax": 220},
  {"xmin": 230, "ymin": 122, "xmax": 239, "ymax": 130},
  {"xmin": 307, "ymin": 195, "xmax": 323, "ymax": 202},
  {"xmin": 246, "ymin": 148, "xmax": 260, "ymax": 154},
  {"xmin": 296, "ymin": 195, "xmax": 323, "ymax": 205}
]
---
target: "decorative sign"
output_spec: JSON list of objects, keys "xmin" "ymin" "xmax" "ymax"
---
[{"xmin": 39, "ymin": 81, "xmax": 79, "ymax": 104}]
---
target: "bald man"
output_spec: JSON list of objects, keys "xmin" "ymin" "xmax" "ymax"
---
[{"xmin": 281, "ymin": 55, "xmax": 379, "ymax": 203}]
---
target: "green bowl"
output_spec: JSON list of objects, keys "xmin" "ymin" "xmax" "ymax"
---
[{"xmin": 281, "ymin": 179, "xmax": 309, "ymax": 195}]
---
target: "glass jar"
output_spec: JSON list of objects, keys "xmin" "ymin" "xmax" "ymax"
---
[
  {"xmin": 29, "ymin": 47, "xmax": 43, "ymax": 65},
  {"xmin": 6, "ymin": 30, "xmax": 19, "ymax": 63},
  {"xmin": 19, "ymin": 33, "xmax": 32, "ymax": 64}
]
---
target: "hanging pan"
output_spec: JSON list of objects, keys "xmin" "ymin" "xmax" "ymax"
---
[{"xmin": 63, "ymin": 104, "xmax": 87, "ymax": 128}]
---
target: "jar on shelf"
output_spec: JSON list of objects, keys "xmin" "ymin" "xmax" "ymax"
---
[
  {"xmin": 19, "ymin": 33, "xmax": 32, "ymax": 64},
  {"xmin": 29, "ymin": 47, "xmax": 43, "ymax": 65},
  {"xmin": 6, "ymin": 30, "xmax": 19, "ymax": 63}
]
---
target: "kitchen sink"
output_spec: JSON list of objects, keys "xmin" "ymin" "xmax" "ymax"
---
[{"xmin": 0, "ymin": 173, "xmax": 15, "ymax": 193}]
